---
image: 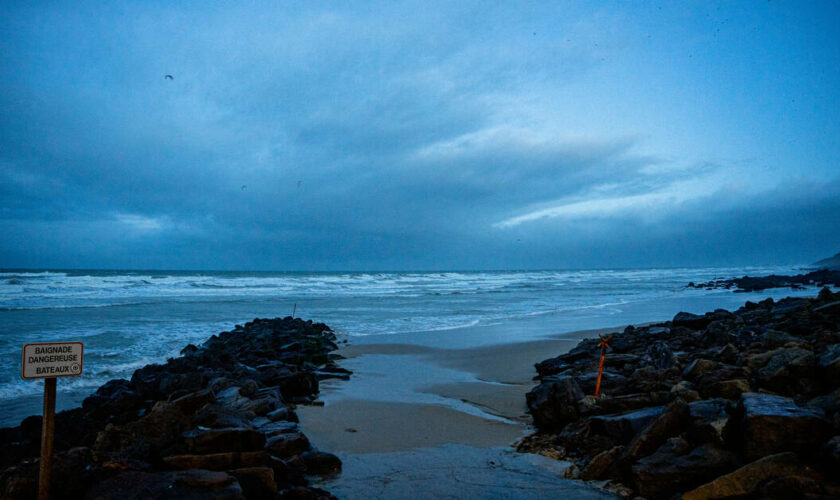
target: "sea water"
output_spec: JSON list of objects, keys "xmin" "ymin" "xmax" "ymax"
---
[{"xmin": 0, "ymin": 266, "xmax": 824, "ymax": 426}]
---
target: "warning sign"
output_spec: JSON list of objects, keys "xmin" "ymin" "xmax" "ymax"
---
[{"xmin": 21, "ymin": 342, "xmax": 84, "ymax": 379}]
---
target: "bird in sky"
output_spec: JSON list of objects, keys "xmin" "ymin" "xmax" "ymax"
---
[{"xmin": 164, "ymin": 74, "xmax": 174, "ymax": 80}]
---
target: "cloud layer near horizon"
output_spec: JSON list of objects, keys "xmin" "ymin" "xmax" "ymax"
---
[{"xmin": 2, "ymin": 1, "xmax": 839, "ymax": 270}]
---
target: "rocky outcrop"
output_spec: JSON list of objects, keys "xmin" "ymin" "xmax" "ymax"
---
[
  {"xmin": 0, "ymin": 317, "xmax": 350, "ymax": 499},
  {"xmin": 688, "ymin": 269, "xmax": 840, "ymax": 292},
  {"xmin": 519, "ymin": 287, "xmax": 840, "ymax": 498}
]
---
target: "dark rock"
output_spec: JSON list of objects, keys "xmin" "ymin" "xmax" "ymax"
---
[
  {"xmin": 265, "ymin": 432, "xmax": 311, "ymax": 458},
  {"xmin": 526, "ymin": 376, "xmax": 585, "ymax": 430},
  {"xmin": 162, "ymin": 451, "xmax": 271, "ymax": 470},
  {"xmin": 681, "ymin": 359, "xmax": 718, "ymax": 382},
  {"xmin": 85, "ymin": 470, "xmax": 245, "ymax": 500},
  {"xmin": 301, "ymin": 450, "xmax": 342, "ymax": 475},
  {"xmin": 642, "ymin": 341, "xmax": 674, "ymax": 369},
  {"xmin": 738, "ymin": 392, "xmax": 832, "ymax": 460},
  {"xmin": 701, "ymin": 378, "xmax": 751, "ymax": 400},
  {"xmin": 818, "ymin": 343, "xmax": 840, "ymax": 384},
  {"xmin": 182, "ymin": 427, "xmax": 265, "ymax": 454},
  {"xmin": 171, "ymin": 389, "xmax": 216, "ymax": 414},
  {"xmin": 589, "ymin": 406, "xmax": 665, "ymax": 443},
  {"xmin": 754, "ymin": 347, "xmax": 815, "ymax": 395},
  {"xmin": 229, "ymin": 467, "xmax": 277, "ymax": 499},
  {"xmin": 682, "ymin": 452, "xmax": 821, "ymax": 500},
  {"xmin": 673, "ymin": 312, "xmax": 712, "ymax": 330},
  {"xmin": 623, "ymin": 399, "xmax": 689, "ymax": 462},
  {"xmin": 580, "ymin": 445, "xmax": 624, "ymax": 480},
  {"xmin": 687, "ymin": 398, "xmax": 731, "ymax": 446},
  {"xmin": 631, "ymin": 444, "xmax": 737, "ymax": 498}
]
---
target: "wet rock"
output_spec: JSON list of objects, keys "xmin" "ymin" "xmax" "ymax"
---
[
  {"xmin": 301, "ymin": 450, "xmax": 342, "ymax": 475},
  {"xmin": 229, "ymin": 467, "xmax": 277, "ymax": 498},
  {"xmin": 631, "ymin": 444, "xmax": 737, "ymax": 498},
  {"xmin": 171, "ymin": 389, "xmax": 216, "ymax": 414},
  {"xmin": 183, "ymin": 427, "xmax": 265, "ymax": 454},
  {"xmin": 683, "ymin": 452, "xmax": 820, "ymax": 500},
  {"xmin": 701, "ymin": 378, "xmax": 751, "ymax": 400},
  {"xmin": 687, "ymin": 398, "xmax": 731, "ymax": 446},
  {"xmin": 681, "ymin": 359, "xmax": 718, "ymax": 382},
  {"xmin": 673, "ymin": 312, "xmax": 711, "ymax": 330},
  {"xmin": 193, "ymin": 404, "xmax": 254, "ymax": 429},
  {"xmin": 579, "ymin": 445, "xmax": 624, "ymax": 480},
  {"xmin": 738, "ymin": 392, "xmax": 832, "ymax": 460},
  {"xmin": 526, "ymin": 376, "xmax": 585, "ymax": 429},
  {"xmin": 162, "ymin": 451, "xmax": 271, "ymax": 471},
  {"xmin": 265, "ymin": 432, "xmax": 311, "ymax": 458},
  {"xmin": 622, "ymin": 399, "xmax": 689, "ymax": 462},
  {"xmin": 818, "ymin": 343, "xmax": 840, "ymax": 384},
  {"xmin": 589, "ymin": 406, "xmax": 665, "ymax": 443},
  {"xmin": 85, "ymin": 470, "xmax": 245, "ymax": 500},
  {"xmin": 754, "ymin": 347, "xmax": 816, "ymax": 395},
  {"xmin": 642, "ymin": 341, "xmax": 674, "ymax": 369}
]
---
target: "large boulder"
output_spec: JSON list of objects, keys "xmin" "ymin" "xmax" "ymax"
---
[
  {"xmin": 588, "ymin": 406, "xmax": 665, "ymax": 443},
  {"xmin": 754, "ymin": 347, "xmax": 816, "ymax": 395},
  {"xmin": 682, "ymin": 452, "xmax": 821, "ymax": 500},
  {"xmin": 85, "ymin": 470, "xmax": 245, "ymax": 500},
  {"xmin": 631, "ymin": 443, "xmax": 737, "ymax": 499},
  {"xmin": 672, "ymin": 312, "xmax": 712, "ymax": 330},
  {"xmin": 737, "ymin": 393, "xmax": 832, "ymax": 460},
  {"xmin": 526, "ymin": 376, "xmax": 585, "ymax": 430}
]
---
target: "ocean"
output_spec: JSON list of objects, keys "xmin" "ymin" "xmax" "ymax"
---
[{"xmin": 0, "ymin": 265, "xmax": 823, "ymax": 426}]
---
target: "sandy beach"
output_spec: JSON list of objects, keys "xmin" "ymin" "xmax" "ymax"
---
[{"xmin": 295, "ymin": 324, "xmax": 628, "ymax": 497}]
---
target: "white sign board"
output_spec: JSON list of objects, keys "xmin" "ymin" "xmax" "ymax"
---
[{"xmin": 21, "ymin": 342, "xmax": 84, "ymax": 379}]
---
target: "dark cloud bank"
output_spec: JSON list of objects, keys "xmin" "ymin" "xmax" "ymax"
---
[{"xmin": 1, "ymin": 2, "xmax": 838, "ymax": 270}]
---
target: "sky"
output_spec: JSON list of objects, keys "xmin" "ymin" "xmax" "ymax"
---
[{"xmin": 1, "ymin": 0, "xmax": 839, "ymax": 271}]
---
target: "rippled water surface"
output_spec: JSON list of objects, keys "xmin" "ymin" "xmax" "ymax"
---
[{"xmin": 0, "ymin": 266, "xmax": 819, "ymax": 425}]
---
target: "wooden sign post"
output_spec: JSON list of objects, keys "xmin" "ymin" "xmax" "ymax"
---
[{"xmin": 21, "ymin": 342, "xmax": 84, "ymax": 500}]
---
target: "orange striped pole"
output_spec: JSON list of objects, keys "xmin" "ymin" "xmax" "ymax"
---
[{"xmin": 594, "ymin": 334, "xmax": 612, "ymax": 398}]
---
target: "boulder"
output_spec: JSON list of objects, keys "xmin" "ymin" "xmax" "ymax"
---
[
  {"xmin": 642, "ymin": 341, "xmax": 674, "ymax": 369},
  {"xmin": 738, "ymin": 392, "xmax": 832, "ymax": 460},
  {"xmin": 818, "ymin": 344, "xmax": 840, "ymax": 384},
  {"xmin": 183, "ymin": 427, "xmax": 266, "ymax": 454},
  {"xmin": 265, "ymin": 432, "xmax": 311, "ymax": 458},
  {"xmin": 162, "ymin": 451, "xmax": 271, "ymax": 470},
  {"xmin": 622, "ymin": 399, "xmax": 689, "ymax": 462},
  {"xmin": 85, "ymin": 470, "xmax": 245, "ymax": 500},
  {"xmin": 631, "ymin": 444, "xmax": 737, "ymax": 498},
  {"xmin": 701, "ymin": 378, "xmax": 751, "ymax": 400},
  {"xmin": 681, "ymin": 359, "xmax": 718, "ymax": 382},
  {"xmin": 682, "ymin": 452, "xmax": 820, "ymax": 500},
  {"xmin": 588, "ymin": 406, "xmax": 665, "ymax": 443},
  {"xmin": 229, "ymin": 467, "xmax": 277, "ymax": 498},
  {"xmin": 755, "ymin": 347, "xmax": 815, "ymax": 395},
  {"xmin": 526, "ymin": 376, "xmax": 585, "ymax": 430},
  {"xmin": 579, "ymin": 446, "xmax": 624, "ymax": 481},
  {"xmin": 193, "ymin": 404, "xmax": 254, "ymax": 429},
  {"xmin": 301, "ymin": 450, "xmax": 342, "ymax": 475},
  {"xmin": 673, "ymin": 312, "xmax": 711, "ymax": 330},
  {"xmin": 687, "ymin": 399, "xmax": 731, "ymax": 446}
]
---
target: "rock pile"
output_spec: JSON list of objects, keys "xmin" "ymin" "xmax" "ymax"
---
[
  {"xmin": 688, "ymin": 268, "xmax": 840, "ymax": 292},
  {"xmin": 0, "ymin": 317, "xmax": 350, "ymax": 499},
  {"xmin": 519, "ymin": 287, "xmax": 840, "ymax": 499}
]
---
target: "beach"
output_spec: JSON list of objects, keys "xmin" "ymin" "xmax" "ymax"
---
[{"xmin": 296, "ymin": 325, "xmax": 621, "ymax": 498}]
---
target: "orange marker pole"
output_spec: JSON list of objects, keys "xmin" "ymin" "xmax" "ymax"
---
[
  {"xmin": 594, "ymin": 346, "xmax": 606, "ymax": 398},
  {"xmin": 594, "ymin": 334, "xmax": 612, "ymax": 399}
]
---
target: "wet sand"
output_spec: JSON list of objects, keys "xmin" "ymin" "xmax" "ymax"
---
[
  {"xmin": 297, "ymin": 325, "xmax": 627, "ymax": 454},
  {"xmin": 296, "ymin": 324, "xmax": 626, "ymax": 498}
]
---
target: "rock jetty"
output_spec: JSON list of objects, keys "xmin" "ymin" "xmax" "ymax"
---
[
  {"xmin": 0, "ymin": 317, "xmax": 351, "ymax": 499},
  {"xmin": 519, "ymin": 287, "xmax": 840, "ymax": 499},
  {"xmin": 688, "ymin": 269, "xmax": 840, "ymax": 292}
]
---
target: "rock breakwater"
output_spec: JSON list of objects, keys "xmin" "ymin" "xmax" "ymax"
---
[
  {"xmin": 519, "ymin": 287, "xmax": 840, "ymax": 498},
  {"xmin": 0, "ymin": 317, "xmax": 351, "ymax": 499}
]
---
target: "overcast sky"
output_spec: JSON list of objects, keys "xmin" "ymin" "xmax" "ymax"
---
[{"xmin": 1, "ymin": 1, "xmax": 838, "ymax": 271}]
